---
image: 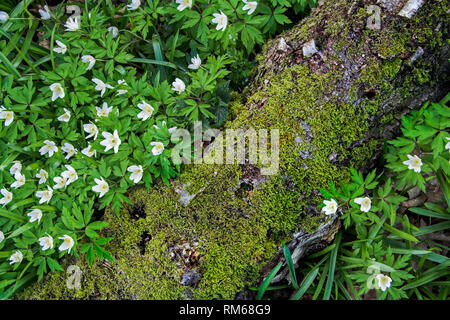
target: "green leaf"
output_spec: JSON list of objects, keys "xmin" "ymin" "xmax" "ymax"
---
[
  {"xmin": 384, "ymin": 223, "xmax": 419, "ymax": 242},
  {"xmin": 0, "ymin": 208, "xmax": 26, "ymax": 223},
  {"xmin": 291, "ymin": 267, "xmax": 319, "ymax": 300},
  {"xmin": 323, "ymin": 232, "xmax": 341, "ymax": 300},
  {"xmin": 256, "ymin": 262, "xmax": 283, "ymax": 300},
  {"xmin": 0, "ymin": 52, "xmax": 21, "ymax": 78},
  {"xmin": 402, "ymin": 269, "xmax": 450, "ymax": 291},
  {"xmin": 283, "ymin": 244, "xmax": 299, "ymax": 290},
  {"xmin": 6, "ymin": 223, "xmax": 34, "ymax": 239}
]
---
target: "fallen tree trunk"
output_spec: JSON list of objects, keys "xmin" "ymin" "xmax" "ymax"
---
[{"xmin": 20, "ymin": 0, "xmax": 449, "ymax": 299}]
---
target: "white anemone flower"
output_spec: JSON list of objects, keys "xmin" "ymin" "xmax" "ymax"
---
[
  {"xmin": 403, "ymin": 154, "xmax": 423, "ymax": 173},
  {"xmin": 116, "ymin": 79, "xmax": 128, "ymax": 95},
  {"xmin": 100, "ymin": 130, "xmax": 121, "ymax": 153},
  {"xmin": 57, "ymin": 108, "xmax": 71, "ymax": 122},
  {"xmin": 108, "ymin": 26, "xmax": 119, "ymax": 38},
  {"xmin": 92, "ymin": 177, "xmax": 109, "ymax": 198},
  {"xmin": 11, "ymin": 172, "xmax": 25, "ymax": 189},
  {"xmin": 61, "ymin": 142, "xmax": 77, "ymax": 160},
  {"xmin": 53, "ymin": 40, "xmax": 67, "ymax": 54},
  {"xmin": 81, "ymin": 144, "xmax": 97, "ymax": 158},
  {"xmin": 0, "ymin": 11, "xmax": 9, "ymax": 24},
  {"xmin": 62, "ymin": 165, "xmax": 78, "ymax": 185},
  {"xmin": 176, "ymin": 0, "xmax": 193, "ymax": 11},
  {"xmin": 321, "ymin": 199, "xmax": 338, "ymax": 215},
  {"xmin": 53, "ymin": 176, "xmax": 67, "ymax": 190},
  {"xmin": 36, "ymin": 169, "xmax": 48, "ymax": 184},
  {"xmin": 0, "ymin": 106, "xmax": 14, "ymax": 127},
  {"xmin": 64, "ymin": 17, "xmax": 80, "ymax": 32},
  {"xmin": 49, "ymin": 83, "xmax": 65, "ymax": 101},
  {"xmin": 39, "ymin": 234, "xmax": 54, "ymax": 251},
  {"xmin": 39, "ymin": 5, "xmax": 51, "ymax": 20},
  {"xmin": 92, "ymin": 78, "xmax": 113, "ymax": 97},
  {"xmin": 96, "ymin": 102, "xmax": 113, "ymax": 118},
  {"xmin": 9, "ymin": 251, "xmax": 23, "ymax": 265},
  {"xmin": 445, "ymin": 137, "xmax": 450, "ymax": 152},
  {"xmin": 151, "ymin": 142, "xmax": 164, "ymax": 156},
  {"xmin": 27, "ymin": 209, "xmax": 43, "ymax": 224},
  {"xmin": 137, "ymin": 101, "xmax": 154, "ymax": 121},
  {"xmin": 83, "ymin": 122, "xmax": 98, "ymax": 140},
  {"xmin": 9, "ymin": 161, "xmax": 22, "ymax": 175},
  {"xmin": 127, "ymin": 0, "xmax": 141, "ymax": 10},
  {"xmin": 242, "ymin": 0, "xmax": 258, "ymax": 15},
  {"xmin": 0, "ymin": 231, "xmax": 4, "ymax": 243},
  {"xmin": 172, "ymin": 78, "xmax": 185, "ymax": 94},
  {"xmin": 58, "ymin": 235, "xmax": 75, "ymax": 253},
  {"xmin": 188, "ymin": 54, "xmax": 201, "ymax": 70},
  {"xmin": 354, "ymin": 197, "xmax": 371, "ymax": 213},
  {"xmin": 127, "ymin": 165, "xmax": 143, "ymax": 183},
  {"xmin": 376, "ymin": 274, "xmax": 392, "ymax": 292},
  {"xmin": 81, "ymin": 55, "xmax": 96, "ymax": 70},
  {"xmin": 212, "ymin": 11, "xmax": 227, "ymax": 32},
  {"xmin": 0, "ymin": 188, "xmax": 13, "ymax": 206},
  {"xmin": 39, "ymin": 140, "xmax": 58, "ymax": 157},
  {"xmin": 36, "ymin": 186, "xmax": 53, "ymax": 204}
]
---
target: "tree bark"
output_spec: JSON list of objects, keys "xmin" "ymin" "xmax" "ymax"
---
[{"xmin": 20, "ymin": 0, "xmax": 449, "ymax": 300}]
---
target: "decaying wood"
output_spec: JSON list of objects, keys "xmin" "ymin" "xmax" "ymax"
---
[{"xmin": 248, "ymin": 0, "xmax": 449, "ymax": 286}]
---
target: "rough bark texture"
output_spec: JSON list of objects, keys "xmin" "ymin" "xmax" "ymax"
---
[{"xmin": 19, "ymin": 0, "xmax": 449, "ymax": 300}]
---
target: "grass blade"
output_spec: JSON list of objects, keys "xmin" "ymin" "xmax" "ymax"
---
[
  {"xmin": 384, "ymin": 223, "xmax": 419, "ymax": 242},
  {"xmin": 408, "ymin": 207, "xmax": 450, "ymax": 220},
  {"xmin": 0, "ymin": 208, "xmax": 26, "ymax": 223},
  {"xmin": 283, "ymin": 244, "xmax": 299, "ymax": 290},
  {"xmin": 402, "ymin": 269, "xmax": 450, "ymax": 291},
  {"xmin": 130, "ymin": 57, "xmax": 179, "ymax": 70},
  {"xmin": 256, "ymin": 262, "xmax": 283, "ymax": 300},
  {"xmin": 0, "ymin": 51, "xmax": 21, "ymax": 78},
  {"xmin": 291, "ymin": 267, "xmax": 319, "ymax": 300},
  {"xmin": 323, "ymin": 232, "xmax": 341, "ymax": 300}
]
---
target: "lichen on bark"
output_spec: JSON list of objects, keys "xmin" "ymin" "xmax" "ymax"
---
[{"xmin": 18, "ymin": 0, "xmax": 449, "ymax": 299}]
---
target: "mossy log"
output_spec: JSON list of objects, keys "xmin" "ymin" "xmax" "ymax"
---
[{"xmin": 19, "ymin": 0, "xmax": 449, "ymax": 300}]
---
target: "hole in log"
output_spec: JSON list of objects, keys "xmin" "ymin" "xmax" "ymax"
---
[
  {"xmin": 130, "ymin": 200, "xmax": 146, "ymax": 220},
  {"xmin": 138, "ymin": 231, "xmax": 152, "ymax": 255},
  {"xmin": 235, "ymin": 181, "xmax": 253, "ymax": 198},
  {"xmin": 363, "ymin": 88, "xmax": 377, "ymax": 100}
]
